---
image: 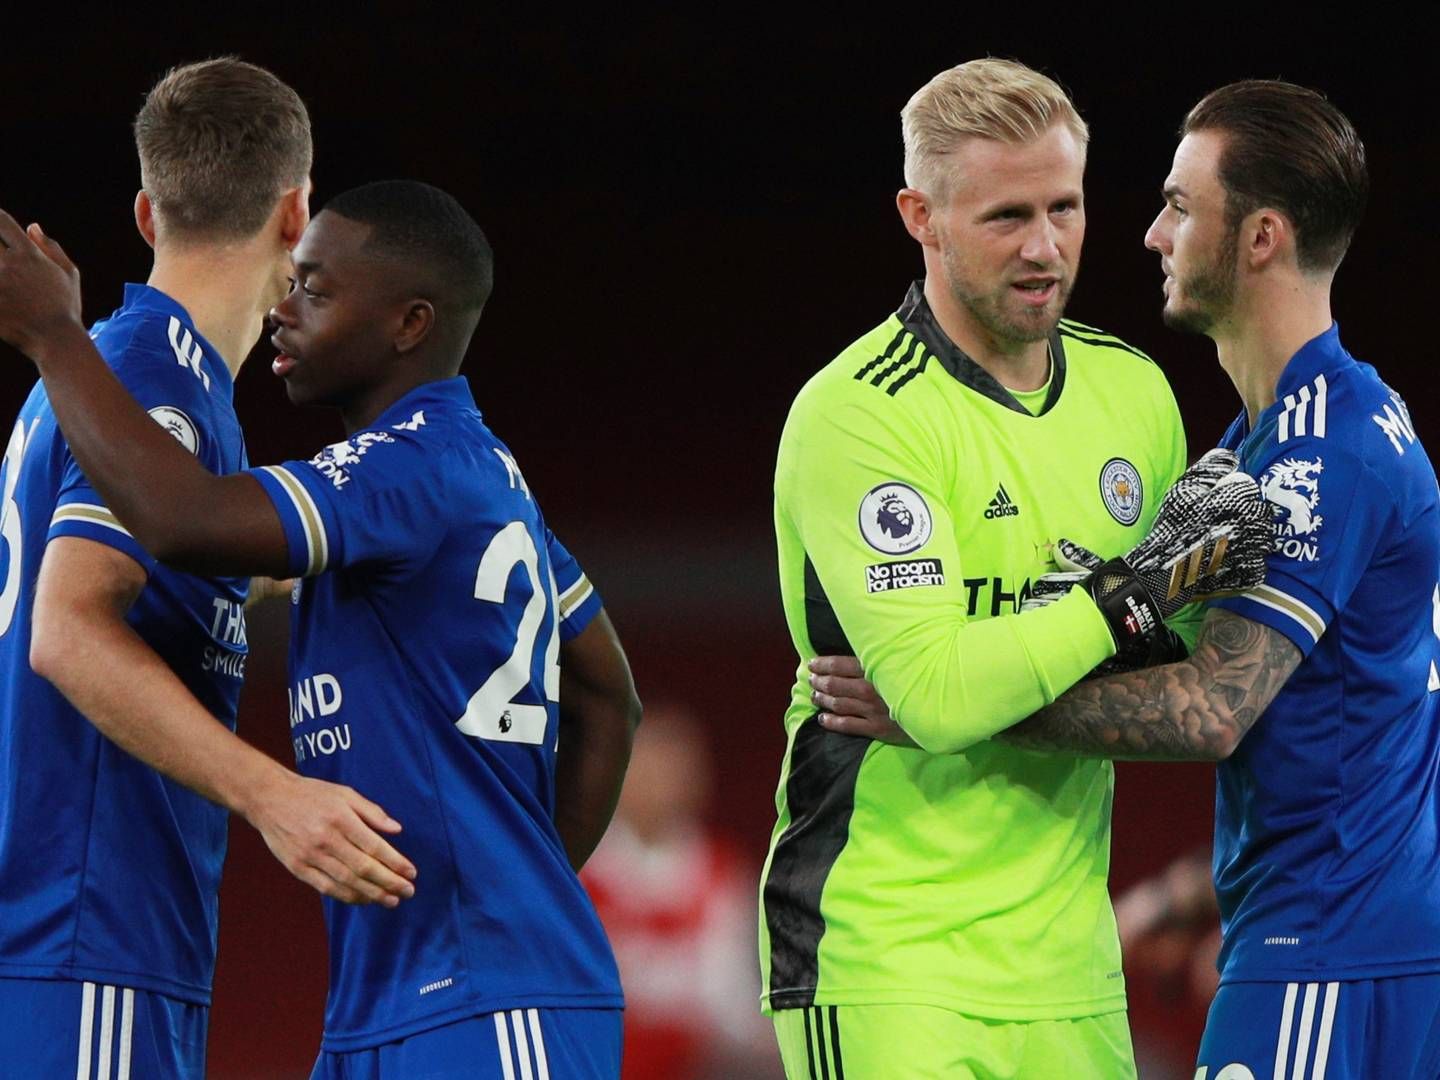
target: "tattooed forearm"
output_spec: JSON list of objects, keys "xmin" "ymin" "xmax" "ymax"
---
[{"xmin": 997, "ymin": 610, "xmax": 1302, "ymax": 760}]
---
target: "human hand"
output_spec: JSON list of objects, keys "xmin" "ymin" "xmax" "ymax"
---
[
  {"xmin": 245, "ymin": 576, "xmax": 297, "ymax": 608},
  {"xmin": 0, "ymin": 212, "xmax": 86, "ymax": 359},
  {"xmin": 809, "ymin": 655, "xmax": 917, "ymax": 747},
  {"xmin": 245, "ymin": 771, "xmax": 417, "ymax": 906}
]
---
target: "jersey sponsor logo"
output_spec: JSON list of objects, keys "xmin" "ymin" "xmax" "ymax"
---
[
  {"xmin": 983, "ymin": 483, "xmax": 1020, "ymax": 519},
  {"xmin": 961, "ymin": 576, "xmax": 1034, "ymax": 617},
  {"xmin": 864, "ymin": 557, "xmax": 945, "ymax": 593},
  {"xmin": 309, "ymin": 431, "xmax": 397, "ymax": 489},
  {"xmin": 1099, "ymin": 458, "xmax": 1142, "ymax": 525},
  {"xmin": 858, "ymin": 482, "xmax": 932, "ymax": 555},
  {"xmin": 148, "ymin": 406, "xmax": 199, "ymax": 454},
  {"xmin": 1372, "ymin": 392, "xmax": 1417, "ymax": 456},
  {"xmin": 289, "ymin": 672, "xmax": 352, "ymax": 764},
  {"xmin": 1259, "ymin": 457, "xmax": 1322, "ymax": 561},
  {"xmin": 1278, "ymin": 373, "xmax": 1327, "ymax": 442}
]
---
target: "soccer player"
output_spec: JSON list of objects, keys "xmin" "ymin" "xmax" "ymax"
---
[
  {"xmin": 817, "ymin": 81, "xmax": 1440, "ymax": 1078},
  {"xmin": 0, "ymin": 181, "xmax": 638, "ymax": 1078},
  {"xmin": 754, "ymin": 59, "xmax": 1270, "ymax": 1079},
  {"xmin": 0, "ymin": 59, "xmax": 413, "ymax": 1078}
]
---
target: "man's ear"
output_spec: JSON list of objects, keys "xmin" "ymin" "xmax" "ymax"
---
[
  {"xmin": 278, "ymin": 182, "xmax": 311, "ymax": 251},
  {"xmin": 897, "ymin": 188, "xmax": 939, "ymax": 247},
  {"xmin": 394, "ymin": 299, "xmax": 436, "ymax": 354},
  {"xmin": 134, "ymin": 191, "xmax": 157, "ymax": 249},
  {"xmin": 1243, "ymin": 207, "xmax": 1291, "ymax": 271}
]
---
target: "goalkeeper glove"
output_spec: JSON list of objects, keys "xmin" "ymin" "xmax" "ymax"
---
[{"xmin": 1025, "ymin": 450, "xmax": 1272, "ymax": 652}]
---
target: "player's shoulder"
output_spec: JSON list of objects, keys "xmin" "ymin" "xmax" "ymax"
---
[
  {"xmin": 788, "ymin": 312, "xmax": 937, "ymax": 424},
  {"xmin": 1057, "ymin": 318, "xmax": 1161, "ymax": 369},
  {"xmin": 93, "ymin": 304, "xmax": 218, "ymax": 401},
  {"xmin": 1273, "ymin": 357, "xmax": 1427, "ymax": 470}
]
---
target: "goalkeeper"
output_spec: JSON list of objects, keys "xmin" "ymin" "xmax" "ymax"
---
[{"xmin": 759, "ymin": 57, "xmax": 1272, "ymax": 1080}]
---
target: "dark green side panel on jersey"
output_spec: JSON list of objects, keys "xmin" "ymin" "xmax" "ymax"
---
[{"xmin": 765, "ymin": 558, "xmax": 867, "ymax": 1008}]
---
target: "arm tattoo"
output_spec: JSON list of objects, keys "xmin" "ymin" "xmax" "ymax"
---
[{"xmin": 997, "ymin": 610, "xmax": 1302, "ymax": 760}]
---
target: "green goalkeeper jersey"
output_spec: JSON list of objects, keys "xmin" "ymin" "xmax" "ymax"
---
[{"xmin": 761, "ymin": 283, "xmax": 1191, "ymax": 1021}]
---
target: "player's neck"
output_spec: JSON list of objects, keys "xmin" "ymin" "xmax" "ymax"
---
[
  {"xmin": 1213, "ymin": 278, "xmax": 1333, "ymax": 426},
  {"xmin": 922, "ymin": 276, "xmax": 1051, "ymax": 390},
  {"xmin": 147, "ymin": 244, "xmax": 282, "ymax": 379}
]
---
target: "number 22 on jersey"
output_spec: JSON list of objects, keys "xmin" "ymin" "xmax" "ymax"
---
[{"xmin": 455, "ymin": 520, "xmax": 561, "ymax": 746}]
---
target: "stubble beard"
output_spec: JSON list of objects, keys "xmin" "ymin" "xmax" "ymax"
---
[
  {"xmin": 940, "ymin": 243, "xmax": 1073, "ymax": 352},
  {"xmin": 1162, "ymin": 225, "xmax": 1240, "ymax": 336}
]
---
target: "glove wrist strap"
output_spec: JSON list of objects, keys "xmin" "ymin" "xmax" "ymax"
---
[{"xmin": 1084, "ymin": 558, "xmax": 1163, "ymax": 649}]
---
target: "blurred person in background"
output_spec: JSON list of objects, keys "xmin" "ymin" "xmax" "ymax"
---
[{"xmin": 584, "ymin": 704, "xmax": 780, "ymax": 1080}]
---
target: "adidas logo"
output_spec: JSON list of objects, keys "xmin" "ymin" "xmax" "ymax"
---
[{"xmin": 984, "ymin": 484, "xmax": 1020, "ymax": 519}]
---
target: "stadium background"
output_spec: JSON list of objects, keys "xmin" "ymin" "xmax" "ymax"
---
[{"xmin": 2, "ymin": 13, "xmax": 1433, "ymax": 1078}]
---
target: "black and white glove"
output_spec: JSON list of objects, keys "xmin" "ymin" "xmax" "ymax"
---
[{"xmin": 1023, "ymin": 449, "xmax": 1272, "ymax": 653}]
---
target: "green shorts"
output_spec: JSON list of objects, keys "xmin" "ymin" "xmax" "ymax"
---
[{"xmin": 772, "ymin": 1003, "xmax": 1136, "ymax": 1079}]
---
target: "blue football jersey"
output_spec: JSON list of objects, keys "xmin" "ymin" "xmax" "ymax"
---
[
  {"xmin": 1212, "ymin": 324, "xmax": 1440, "ymax": 982},
  {"xmin": 252, "ymin": 377, "xmax": 620, "ymax": 1052},
  {"xmin": 0, "ymin": 285, "xmax": 250, "ymax": 1004}
]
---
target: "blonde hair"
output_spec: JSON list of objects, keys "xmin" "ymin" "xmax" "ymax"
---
[{"xmin": 901, "ymin": 58, "xmax": 1089, "ymax": 197}]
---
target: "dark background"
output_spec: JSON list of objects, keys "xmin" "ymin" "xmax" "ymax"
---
[{"xmin": 3, "ymin": 12, "xmax": 1435, "ymax": 1077}]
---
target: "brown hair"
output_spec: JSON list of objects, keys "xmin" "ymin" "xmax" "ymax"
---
[
  {"xmin": 902, "ymin": 58, "xmax": 1089, "ymax": 197},
  {"xmin": 1182, "ymin": 80, "xmax": 1368, "ymax": 273},
  {"xmin": 134, "ymin": 57, "xmax": 312, "ymax": 241}
]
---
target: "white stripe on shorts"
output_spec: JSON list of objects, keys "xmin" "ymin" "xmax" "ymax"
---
[
  {"xmin": 97, "ymin": 984, "xmax": 115, "ymax": 1080},
  {"xmin": 511, "ymin": 1010, "xmax": 534, "ymax": 1080},
  {"xmin": 1292, "ymin": 982, "xmax": 1320, "ymax": 1079},
  {"xmin": 76, "ymin": 982, "xmax": 96, "ymax": 1080},
  {"xmin": 494, "ymin": 1012, "xmax": 516, "ymax": 1080},
  {"xmin": 117, "ymin": 987, "xmax": 134, "ymax": 1080},
  {"xmin": 1311, "ymin": 983, "xmax": 1339, "ymax": 1080},
  {"xmin": 1274, "ymin": 982, "xmax": 1298, "ymax": 1080},
  {"xmin": 526, "ymin": 1009, "xmax": 550, "ymax": 1080}
]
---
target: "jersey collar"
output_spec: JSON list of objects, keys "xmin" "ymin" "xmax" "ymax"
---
[
  {"xmin": 896, "ymin": 281, "xmax": 1067, "ymax": 416},
  {"xmin": 118, "ymin": 283, "xmax": 235, "ymax": 399},
  {"xmin": 1273, "ymin": 322, "xmax": 1355, "ymax": 401},
  {"xmin": 369, "ymin": 376, "xmax": 478, "ymax": 431},
  {"xmin": 1228, "ymin": 322, "xmax": 1355, "ymax": 446}
]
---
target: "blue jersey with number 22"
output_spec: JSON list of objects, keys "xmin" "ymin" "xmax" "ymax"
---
[{"xmin": 252, "ymin": 376, "xmax": 620, "ymax": 1053}]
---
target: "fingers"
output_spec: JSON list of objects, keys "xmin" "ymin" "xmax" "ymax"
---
[
  {"xmin": 26, "ymin": 223, "xmax": 77, "ymax": 275},
  {"xmin": 0, "ymin": 208, "xmax": 27, "ymax": 249},
  {"xmin": 810, "ymin": 685, "xmax": 881, "ymax": 719},
  {"xmin": 817, "ymin": 711, "xmax": 919, "ymax": 748},
  {"xmin": 808, "ymin": 655, "xmax": 864, "ymax": 678},
  {"xmin": 1053, "ymin": 539, "xmax": 1101, "ymax": 573}
]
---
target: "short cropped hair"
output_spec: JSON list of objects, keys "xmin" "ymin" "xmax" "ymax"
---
[
  {"xmin": 134, "ymin": 57, "xmax": 312, "ymax": 241},
  {"xmin": 323, "ymin": 180, "xmax": 494, "ymax": 316},
  {"xmin": 902, "ymin": 58, "xmax": 1089, "ymax": 197},
  {"xmin": 1182, "ymin": 80, "xmax": 1368, "ymax": 273}
]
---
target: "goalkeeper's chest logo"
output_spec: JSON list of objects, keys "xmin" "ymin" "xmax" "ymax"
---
[
  {"xmin": 1099, "ymin": 458, "xmax": 1143, "ymax": 525},
  {"xmin": 1259, "ymin": 456, "xmax": 1323, "ymax": 561},
  {"xmin": 859, "ymin": 482, "xmax": 933, "ymax": 555}
]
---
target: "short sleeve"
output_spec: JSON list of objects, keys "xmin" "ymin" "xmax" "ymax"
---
[
  {"xmin": 546, "ymin": 527, "xmax": 602, "ymax": 640},
  {"xmin": 1213, "ymin": 435, "xmax": 1389, "ymax": 655},
  {"xmin": 252, "ymin": 429, "xmax": 449, "ymax": 579},
  {"xmin": 49, "ymin": 338, "xmax": 222, "ymax": 574}
]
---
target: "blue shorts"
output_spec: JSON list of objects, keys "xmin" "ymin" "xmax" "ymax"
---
[
  {"xmin": 0, "ymin": 975, "xmax": 207, "ymax": 1078},
  {"xmin": 1197, "ymin": 976, "xmax": 1440, "ymax": 1079},
  {"xmin": 311, "ymin": 1007, "xmax": 623, "ymax": 1080}
]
